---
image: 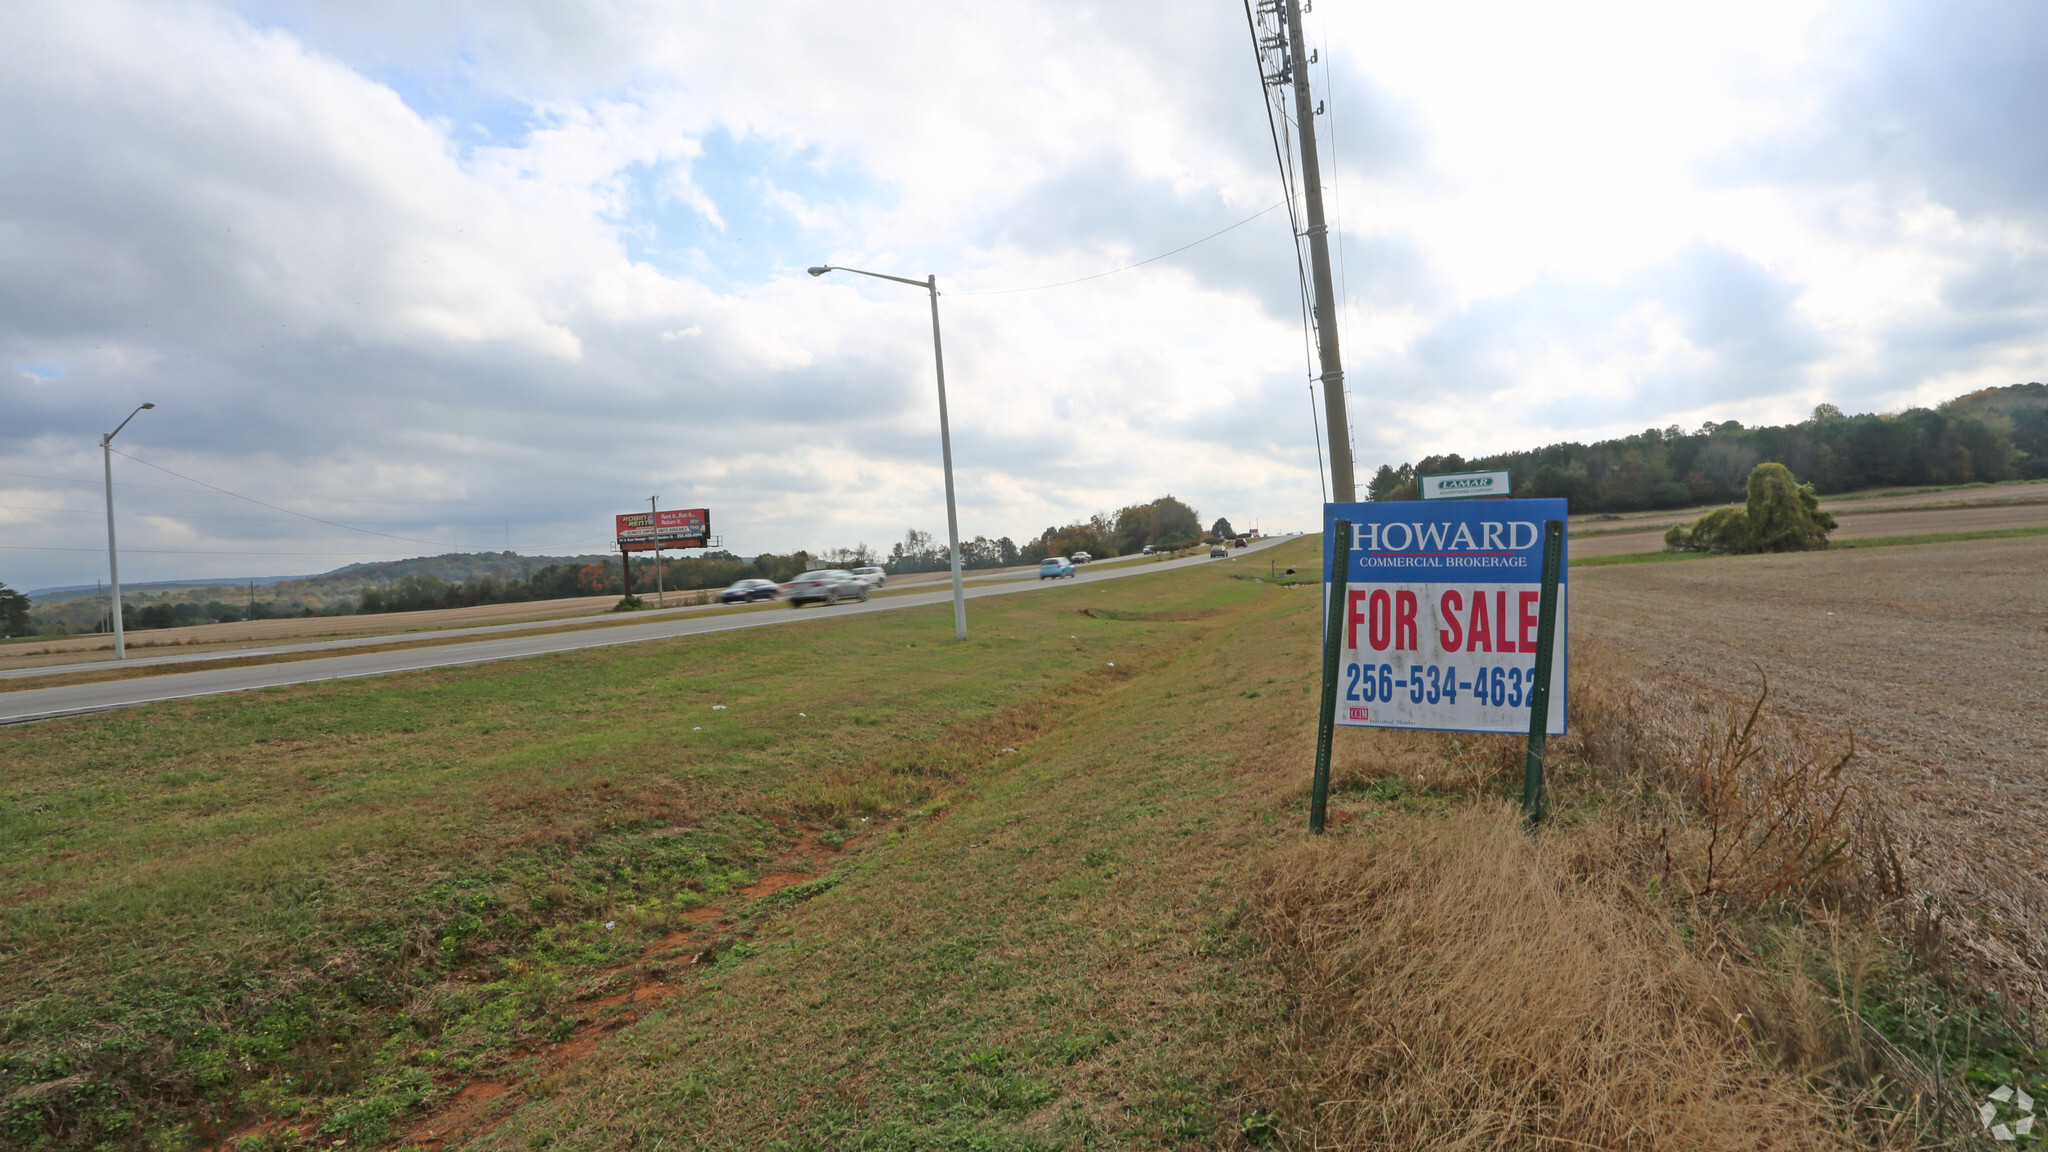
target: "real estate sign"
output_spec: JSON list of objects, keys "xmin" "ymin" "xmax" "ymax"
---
[{"xmin": 1321, "ymin": 499, "xmax": 1567, "ymax": 735}]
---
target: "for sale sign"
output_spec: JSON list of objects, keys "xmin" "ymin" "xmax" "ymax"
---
[{"xmin": 1322, "ymin": 499, "xmax": 1567, "ymax": 735}]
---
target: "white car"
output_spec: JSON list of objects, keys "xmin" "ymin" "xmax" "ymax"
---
[
  {"xmin": 783, "ymin": 570, "xmax": 871, "ymax": 607},
  {"xmin": 1071, "ymin": 551, "xmax": 1093, "ymax": 564},
  {"xmin": 850, "ymin": 566, "xmax": 887, "ymax": 588}
]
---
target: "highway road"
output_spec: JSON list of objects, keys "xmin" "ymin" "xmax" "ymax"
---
[
  {"xmin": 0, "ymin": 537, "xmax": 1300, "ymax": 724},
  {"xmin": 0, "ymin": 541, "xmax": 1181, "ymax": 682}
]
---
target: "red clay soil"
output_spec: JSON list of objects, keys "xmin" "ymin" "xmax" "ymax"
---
[{"xmin": 385, "ymin": 829, "xmax": 862, "ymax": 1148}]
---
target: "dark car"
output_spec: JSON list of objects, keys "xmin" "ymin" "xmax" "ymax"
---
[
  {"xmin": 720, "ymin": 578, "xmax": 780, "ymax": 604},
  {"xmin": 1209, "ymin": 545, "xmax": 1228, "ymax": 558},
  {"xmin": 784, "ymin": 569, "xmax": 871, "ymax": 607}
]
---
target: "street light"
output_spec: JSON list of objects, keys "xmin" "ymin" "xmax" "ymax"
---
[
  {"xmin": 808, "ymin": 264, "xmax": 967, "ymax": 640},
  {"xmin": 102, "ymin": 402, "xmax": 154, "ymax": 659}
]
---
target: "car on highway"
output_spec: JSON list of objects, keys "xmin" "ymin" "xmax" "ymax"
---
[
  {"xmin": 783, "ymin": 570, "xmax": 871, "ymax": 607},
  {"xmin": 1209, "ymin": 545, "xmax": 1228, "ymax": 558},
  {"xmin": 850, "ymin": 566, "xmax": 887, "ymax": 588},
  {"xmin": 1071, "ymin": 551, "xmax": 1092, "ymax": 564},
  {"xmin": 1141, "ymin": 545, "xmax": 1155, "ymax": 555},
  {"xmin": 719, "ymin": 578, "xmax": 781, "ymax": 604},
  {"xmin": 1039, "ymin": 557, "xmax": 1075, "ymax": 580}
]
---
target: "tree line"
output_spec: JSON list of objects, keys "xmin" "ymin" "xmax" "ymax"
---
[
  {"xmin": 9, "ymin": 495, "xmax": 1255, "ymax": 632},
  {"xmin": 1368, "ymin": 384, "xmax": 2048, "ymax": 510}
]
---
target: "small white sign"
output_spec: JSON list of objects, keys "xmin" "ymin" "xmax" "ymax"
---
[{"xmin": 1420, "ymin": 470, "xmax": 1511, "ymax": 500}]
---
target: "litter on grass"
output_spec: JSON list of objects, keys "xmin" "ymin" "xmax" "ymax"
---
[{"xmin": 712, "ymin": 705, "xmax": 727, "ymax": 710}]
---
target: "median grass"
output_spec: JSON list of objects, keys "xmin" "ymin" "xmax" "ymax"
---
[{"xmin": 5, "ymin": 538, "xmax": 1990, "ymax": 1150}]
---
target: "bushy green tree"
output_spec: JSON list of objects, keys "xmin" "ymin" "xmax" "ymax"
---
[
  {"xmin": 0, "ymin": 581, "xmax": 29, "ymax": 637},
  {"xmin": 1744, "ymin": 462, "xmax": 1836, "ymax": 551},
  {"xmin": 1664, "ymin": 462, "xmax": 1835, "ymax": 553},
  {"xmin": 1210, "ymin": 517, "xmax": 1235, "ymax": 540},
  {"xmin": 1663, "ymin": 508, "xmax": 1754, "ymax": 553},
  {"xmin": 1111, "ymin": 496, "xmax": 1200, "ymax": 553}
]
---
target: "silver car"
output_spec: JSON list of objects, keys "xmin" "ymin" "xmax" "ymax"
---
[
  {"xmin": 784, "ymin": 569, "xmax": 871, "ymax": 607},
  {"xmin": 850, "ymin": 566, "xmax": 888, "ymax": 588}
]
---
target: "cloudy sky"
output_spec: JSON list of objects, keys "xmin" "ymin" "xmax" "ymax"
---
[{"xmin": 4, "ymin": 0, "xmax": 2045, "ymax": 590}]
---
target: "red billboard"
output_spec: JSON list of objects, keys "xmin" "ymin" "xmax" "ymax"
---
[{"xmin": 615, "ymin": 508, "xmax": 710, "ymax": 552}]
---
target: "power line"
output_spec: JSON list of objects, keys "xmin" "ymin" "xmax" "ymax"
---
[
  {"xmin": 1, "ymin": 544, "xmax": 613, "ymax": 557},
  {"xmin": 954, "ymin": 200, "xmax": 1289, "ymax": 296},
  {"xmin": 0, "ymin": 502, "xmax": 592, "ymax": 528},
  {"xmin": 109, "ymin": 449, "xmax": 461, "ymax": 549},
  {"xmin": 0, "ymin": 468, "xmax": 606, "ymax": 508},
  {"xmin": 1246, "ymin": 0, "xmax": 1328, "ymax": 489}
]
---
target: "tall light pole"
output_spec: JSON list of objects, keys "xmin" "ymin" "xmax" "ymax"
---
[
  {"xmin": 808, "ymin": 264, "xmax": 968, "ymax": 640},
  {"xmin": 101, "ymin": 402, "xmax": 154, "ymax": 659}
]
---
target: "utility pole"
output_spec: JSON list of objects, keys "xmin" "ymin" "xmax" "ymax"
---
[
  {"xmin": 649, "ymin": 496, "xmax": 665, "ymax": 608},
  {"xmin": 1280, "ymin": 0, "xmax": 1355, "ymax": 502}
]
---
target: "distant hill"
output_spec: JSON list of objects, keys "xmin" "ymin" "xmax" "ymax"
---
[
  {"xmin": 32, "ymin": 551, "xmax": 619, "ymax": 607},
  {"xmin": 28, "ymin": 573, "xmax": 313, "ymax": 602},
  {"xmin": 1945, "ymin": 381, "xmax": 2048, "ymax": 412}
]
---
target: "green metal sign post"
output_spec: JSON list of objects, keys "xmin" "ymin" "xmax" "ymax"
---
[
  {"xmin": 1520, "ymin": 520, "xmax": 1565, "ymax": 824},
  {"xmin": 1310, "ymin": 520, "xmax": 1351, "ymax": 834}
]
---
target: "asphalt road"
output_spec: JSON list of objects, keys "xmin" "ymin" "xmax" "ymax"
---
[
  {"xmin": 0, "ymin": 537, "xmax": 1299, "ymax": 724},
  {"xmin": 0, "ymin": 543, "xmax": 1177, "ymax": 682}
]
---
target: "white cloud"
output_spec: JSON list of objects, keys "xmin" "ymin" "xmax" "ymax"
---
[{"xmin": 3, "ymin": 0, "xmax": 2046, "ymax": 591}]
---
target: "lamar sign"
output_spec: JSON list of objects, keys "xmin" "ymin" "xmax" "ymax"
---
[
  {"xmin": 1419, "ymin": 468, "xmax": 1512, "ymax": 500},
  {"xmin": 1320, "ymin": 499, "xmax": 1566, "ymax": 735}
]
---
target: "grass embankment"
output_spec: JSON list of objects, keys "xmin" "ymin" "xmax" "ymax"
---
[{"xmin": 2, "ymin": 538, "xmax": 2021, "ymax": 1149}]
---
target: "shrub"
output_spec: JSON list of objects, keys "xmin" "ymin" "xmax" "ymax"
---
[
  {"xmin": 1664, "ymin": 463, "xmax": 1835, "ymax": 554},
  {"xmin": 1745, "ymin": 462, "xmax": 1837, "ymax": 552},
  {"xmin": 1664, "ymin": 507, "xmax": 1754, "ymax": 553}
]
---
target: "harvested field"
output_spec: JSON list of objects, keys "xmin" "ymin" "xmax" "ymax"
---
[
  {"xmin": 1575, "ymin": 534, "xmax": 2048, "ymax": 1003},
  {"xmin": 1570, "ymin": 496, "xmax": 2048, "ymax": 557}
]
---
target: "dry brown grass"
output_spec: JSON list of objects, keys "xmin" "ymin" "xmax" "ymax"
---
[
  {"xmin": 1250, "ymin": 806, "xmax": 1846, "ymax": 1150},
  {"xmin": 1562, "ymin": 650, "xmax": 1899, "ymax": 917},
  {"xmin": 1238, "ymin": 639, "xmax": 1965, "ymax": 1149}
]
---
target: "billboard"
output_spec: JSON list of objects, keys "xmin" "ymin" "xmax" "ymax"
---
[
  {"xmin": 615, "ymin": 508, "xmax": 710, "ymax": 552},
  {"xmin": 1419, "ymin": 469, "xmax": 1512, "ymax": 500},
  {"xmin": 1322, "ymin": 499, "xmax": 1566, "ymax": 735}
]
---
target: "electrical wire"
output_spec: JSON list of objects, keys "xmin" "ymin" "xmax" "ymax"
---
[
  {"xmin": 0, "ymin": 502, "xmax": 593, "ymax": 528},
  {"xmin": 107, "ymin": 448, "xmax": 463, "ymax": 549},
  {"xmin": 1310, "ymin": 6, "xmax": 1360, "ymax": 477},
  {"xmin": 1245, "ymin": 0, "xmax": 1330, "ymax": 490},
  {"xmin": 953, "ymin": 200, "xmax": 1289, "ymax": 296},
  {"xmin": 0, "ymin": 468, "xmax": 608, "ymax": 508}
]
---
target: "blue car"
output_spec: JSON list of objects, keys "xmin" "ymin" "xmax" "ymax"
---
[{"xmin": 1039, "ymin": 557, "xmax": 1075, "ymax": 580}]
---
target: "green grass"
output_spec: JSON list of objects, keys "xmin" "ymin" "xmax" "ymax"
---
[
  {"xmin": 1829, "ymin": 524, "xmax": 2048, "ymax": 549},
  {"xmin": 0, "ymin": 543, "xmax": 1323, "ymax": 1150}
]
